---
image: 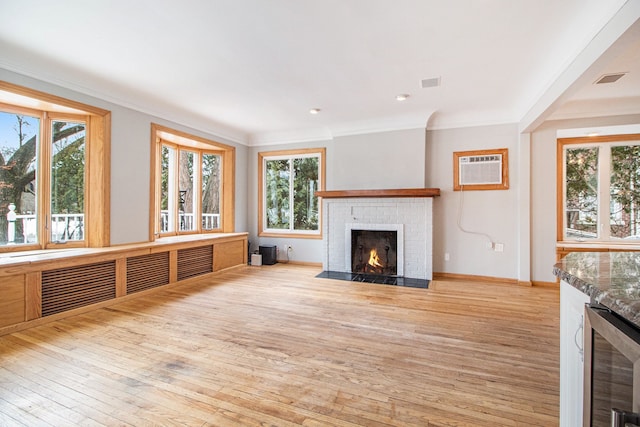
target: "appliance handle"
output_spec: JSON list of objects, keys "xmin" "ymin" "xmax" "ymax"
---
[
  {"xmin": 574, "ymin": 321, "xmax": 584, "ymax": 362},
  {"xmin": 611, "ymin": 408, "xmax": 640, "ymax": 427}
]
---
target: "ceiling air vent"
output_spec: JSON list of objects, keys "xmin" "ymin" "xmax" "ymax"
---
[
  {"xmin": 595, "ymin": 73, "xmax": 626, "ymax": 84},
  {"xmin": 421, "ymin": 77, "xmax": 441, "ymax": 88}
]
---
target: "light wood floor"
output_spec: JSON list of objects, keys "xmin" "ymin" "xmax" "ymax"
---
[{"xmin": 0, "ymin": 264, "xmax": 560, "ymax": 426}]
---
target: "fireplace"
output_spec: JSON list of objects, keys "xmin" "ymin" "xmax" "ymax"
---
[
  {"xmin": 316, "ymin": 189, "xmax": 438, "ymax": 287},
  {"xmin": 345, "ymin": 223, "xmax": 404, "ymax": 277},
  {"xmin": 351, "ymin": 230, "xmax": 397, "ymax": 276}
]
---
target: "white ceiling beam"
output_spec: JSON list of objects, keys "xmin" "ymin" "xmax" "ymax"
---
[{"xmin": 519, "ymin": 0, "xmax": 640, "ymax": 133}]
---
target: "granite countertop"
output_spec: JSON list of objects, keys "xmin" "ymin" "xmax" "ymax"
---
[{"xmin": 554, "ymin": 251, "xmax": 640, "ymax": 328}]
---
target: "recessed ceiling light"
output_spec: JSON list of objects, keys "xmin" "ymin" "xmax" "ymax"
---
[
  {"xmin": 396, "ymin": 94, "xmax": 410, "ymax": 101},
  {"xmin": 309, "ymin": 108, "xmax": 321, "ymax": 114}
]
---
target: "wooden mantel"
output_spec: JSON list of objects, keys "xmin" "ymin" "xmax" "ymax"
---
[{"xmin": 315, "ymin": 188, "xmax": 440, "ymax": 198}]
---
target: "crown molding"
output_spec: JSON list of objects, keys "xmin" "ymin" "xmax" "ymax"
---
[{"xmin": 0, "ymin": 61, "xmax": 249, "ymax": 146}]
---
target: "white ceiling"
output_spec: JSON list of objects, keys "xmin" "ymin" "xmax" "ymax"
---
[{"xmin": 0, "ymin": 0, "xmax": 638, "ymax": 145}]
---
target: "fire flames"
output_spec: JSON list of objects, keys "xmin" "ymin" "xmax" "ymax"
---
[{"xmin": 367, "ymin": 248, "xmax": 384, "ymax": 269}]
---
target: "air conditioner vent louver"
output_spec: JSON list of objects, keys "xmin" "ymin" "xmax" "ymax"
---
[
  {"xmin": 177, "ymin": 245, "xmax": 213, "ymax": 281},
  {"xmin": 127, "ymin": 252, "xmax": 170, "ymax": 294},
  {"xmin": 459, "ymin": 154, "xmax": 502, "ymax": 186},
  {"xmin": 42, "ymin": 261, "xmax": 116, "ymax": 317}
]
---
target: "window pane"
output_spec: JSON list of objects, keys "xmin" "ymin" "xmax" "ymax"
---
[
  {"xmin": 265, "ymin": 159, "xmax": 290, "ymax": 229},
  {"xmin": 565, "ymin": 147, "xmax": 598, "ymax": 240},
  {"xmin": 160, "ymin": 145, "xmax": 176, "ymax": 233},
  {"xmin": 202, "ymin": 153, "xmax": 220, "ymax": 230},
  {"xmin": 51, "ymin": 120, "xmax": 85, "ymax": 242},
  {"xmin": 293, "ymin": 157, "xmax": 319, "ymax": 230},
  {"xmin": 610, "ymin": 144, "xmax": 640, "ymax": 239},
  {"xmin": 179, "ymin": 150, "xmax": 195, "ymax": 231},
  {"xmin": 0, "ymin": 112, "xmax": 39, "ymax": 246}
]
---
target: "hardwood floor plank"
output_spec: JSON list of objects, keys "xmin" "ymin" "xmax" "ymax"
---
[{"xmin": 0, "ymin": 264, "xmax": 560, "ymax": 426}]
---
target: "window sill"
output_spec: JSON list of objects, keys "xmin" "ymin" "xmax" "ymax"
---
[
  {"xmin": 153, "ymin": 232, "xmax": 247, "ymax": 245},
  {"xmin": 259, "ymin": 231, "xmax": 322, "ymax": 240},
  {"xmin": 557, "ymin": 241, "xmax": 640, "ymax": 250},
  {"xmin": 0, "ymin": 232, "xmax": 249, "ymax": 270}
]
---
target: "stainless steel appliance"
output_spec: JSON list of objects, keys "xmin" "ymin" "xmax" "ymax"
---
[{"xmin": 583, "ymin": 304, "xmax": 640, "ymax": 426}]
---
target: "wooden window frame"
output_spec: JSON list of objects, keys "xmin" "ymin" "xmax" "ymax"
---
[
  {"xmin": 44, "ymin": 112, "xmax": 90, "ymax": 249},
  {"xmin": 557, "ymin": 134, "xmax": 640, "ymax": 243},
  {"xmin": 0, "ymin": 80, "xmax": 111, "ymax": 252},
  {"xmin": 258, "ymin": 147, "xmax": 325, "ymax": 239},
  {"xmin": 149, "ymin": 123, "xmax": 235, "ymax": 240}
]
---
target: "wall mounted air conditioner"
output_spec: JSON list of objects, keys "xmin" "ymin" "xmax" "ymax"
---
[{"xmin": 453, "ymin": 148, "xmax": 509, "ymax": 191}]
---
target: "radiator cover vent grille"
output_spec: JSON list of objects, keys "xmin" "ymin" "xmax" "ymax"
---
[
  {"xmin": 42, "ymin": 261, "xmax": 116, "ymax": 317},
  {"xmin": 177, "ymin": 245, "xmax": 213, "ymax": 281},
  {"xmin": 127, "ymin": 252, "xmax": 170, "ymax": 294}
]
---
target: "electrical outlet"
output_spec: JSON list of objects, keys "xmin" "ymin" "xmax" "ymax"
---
[
  {"xmin": 444, "ymin": 253, "xmax": 450, "ymax": 261},
  {"xmin": 494, "ymin": 243, "xmax": 504, "ymax": 252}
]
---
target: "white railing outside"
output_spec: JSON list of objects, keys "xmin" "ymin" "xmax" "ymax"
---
[
  {"xmin": 8, "ymin": 210, "xmax": 220, "ymax": 243},
  {"xmin": 202, "ymin": 213, "xmax": 219, "ymax": 230},
  {"xmin": 16, "ymin": 214, "xmax": 37, "ymax": 244},
  {"xmin": 51, "ymin": 214, "xmax": 84, "ymax": 241},
  {"xmin": 10, "ymin": 213, "xmax": 84, "ymax": 243},
  {"xmin": 160, "ymin": 210, "xmax": 219, "ymax": 232}
]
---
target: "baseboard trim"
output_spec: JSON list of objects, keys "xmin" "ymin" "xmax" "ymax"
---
[
  {"xmin": 433, "ymin": 272, "xmax": 529, "ymax": 286},
  {"xmin": 531, "ymin": 280, "xmax": 559, "ymax": 288},
  {"xmin": 276, "ymin": 260, "xmax": 323, "ymax": 267}
]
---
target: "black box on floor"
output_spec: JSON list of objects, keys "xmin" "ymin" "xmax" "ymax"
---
[{"xmin": 259, "ymin": 245, "xmax": 277, "ymax": 265}]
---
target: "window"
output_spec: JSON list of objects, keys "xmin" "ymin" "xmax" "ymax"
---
[
  {"xmin": 150, "ymin": 124, "xmax": 235, "ymax": 239},
  {"xmin": 559, "ymin": 134, "xmax": 640, "ymax": 242},
  {"xmin": 0, "ymin": 81, "xmax": 110, "ymax": 251},
  {"xmin": 258, "ymin": 148, "xmax": 325, "ymax": 237}
]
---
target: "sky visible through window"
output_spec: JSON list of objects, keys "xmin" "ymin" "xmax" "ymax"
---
[{"xmin": 0, "ymin": 112, "xmax": 38, "ymax": 154}]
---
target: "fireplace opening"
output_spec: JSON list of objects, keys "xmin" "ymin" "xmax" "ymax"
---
[{"xmin": 351, "ymin": 230, "xmax": 397, "ymax": 276}]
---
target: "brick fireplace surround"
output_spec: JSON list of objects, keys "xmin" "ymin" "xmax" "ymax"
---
[{"xmin": 317, "ymin": 189, "xmax": 440, "ymax": 281}]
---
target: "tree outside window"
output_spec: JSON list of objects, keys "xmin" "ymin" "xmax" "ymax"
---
[
  {"xmin": 158, "ymin": 143, "xmax": 220, "ymax": 234},
  {"xmin": 259, "ymin": 148, "xmax": 325, "ymax": 237},
  {"xmin": 610, "ymin": 145, "xmax": 640, "ymax": 238},
  {"xmin": 50, "ymin": 120, "xmax": 86, "ymax": 242},
  {"xmin": 565, "ymin": 147, "xmax": 598, "ymax": 239},
  {"xmin": 201, "ymin": 153, "xmax": 221, "ymax": 231},
  {"xmin": 0, "ymin": 112, "xmax": 39, "ymax": 245}
]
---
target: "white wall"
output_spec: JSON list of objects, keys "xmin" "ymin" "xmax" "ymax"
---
[
  {"xmin": 0, "ymin": 68, "xmax": 248, "ymax": 245},
  {"xmin": 530, "ymin": 113, "xmax": 640, "ymax": 282},
  {"xmin": 330, "ymin": 128, "xmax": 426, "ymax": 190},
  {"xmin": 426, "ymin": 123, "xmax": 520, "ymax": 280}
]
